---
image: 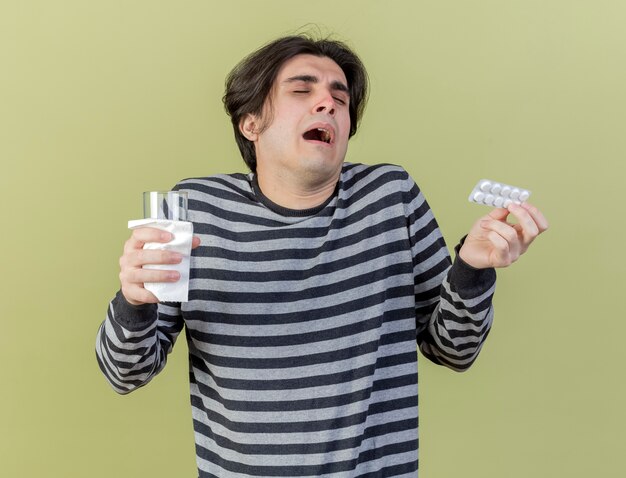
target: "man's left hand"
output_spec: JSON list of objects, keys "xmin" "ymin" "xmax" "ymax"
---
[{"xmin": 458, "ymin": 202, "xmax": 549, "ymax": 269}]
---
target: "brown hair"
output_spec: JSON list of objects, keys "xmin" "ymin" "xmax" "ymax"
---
[{"xmin": 223, "ymin": 35, "xmax": 369, "ymax": 172}]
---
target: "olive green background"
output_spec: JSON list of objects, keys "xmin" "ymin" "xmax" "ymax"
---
[{"xmin": 1, "ymin": 1, "xmax": 623, "ymax": 476}]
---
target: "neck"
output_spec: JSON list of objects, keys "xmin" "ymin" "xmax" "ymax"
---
[{"xmin": 255, "ymin": 167, "xmax": 340, "ymax": 210}]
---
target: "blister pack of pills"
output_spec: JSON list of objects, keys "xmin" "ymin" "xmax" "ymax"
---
[{"xmin": 468, "ymin": 179, "xmax": 531, "ymax": 207}]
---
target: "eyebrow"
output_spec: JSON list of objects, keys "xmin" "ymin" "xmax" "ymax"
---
[{"xmin": 283, "ymin": 75, "xmax": 350, "ymax": 95}]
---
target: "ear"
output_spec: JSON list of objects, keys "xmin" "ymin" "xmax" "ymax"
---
[{"xmin": 239, "ymin": 114, "xmax": 259, "ymax": 141}]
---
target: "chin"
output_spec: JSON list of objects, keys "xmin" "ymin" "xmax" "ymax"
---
[
  {"xmin": 295, "ymin": 158, "xmax": 339, "ymax": 182},
  {"xmin": 304, "ymin": 156, "xmax": 342, "ymax": 172}
]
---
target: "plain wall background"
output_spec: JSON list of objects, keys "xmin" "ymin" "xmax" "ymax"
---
[{"xmin": 1, "ymin": 1, "xmax": 624, "ymax": 476}]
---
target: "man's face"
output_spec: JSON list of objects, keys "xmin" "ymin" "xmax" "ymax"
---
[{"xmin": 244, "ymin": 54, "xmax": 351, "ymax": 186}]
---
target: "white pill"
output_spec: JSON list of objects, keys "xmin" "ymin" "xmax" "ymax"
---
[
  {"xmin": 473, "ymin": 191, "xmax": 485, "ymax": 202},
  {"xmin": 480, "ymin": 181, "xmax": 492, "ymax": 192},
  {"xmin": 468, "ymin": 179, "xmax": 531, "ymax": 208}
]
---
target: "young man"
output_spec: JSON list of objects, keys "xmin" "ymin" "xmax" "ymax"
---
[{"xmin": 97, "ymin": 35, "xmax": 548, "ymax": 477}]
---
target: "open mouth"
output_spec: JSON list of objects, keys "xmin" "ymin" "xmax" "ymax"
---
[{"xmin": 302, "ymin": 127, "xmax": 333, "ymax": 144}]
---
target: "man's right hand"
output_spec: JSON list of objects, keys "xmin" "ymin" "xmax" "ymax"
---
[{"xmin": 119, "ymin": 227, "xmax": 201, "ymax": 306}]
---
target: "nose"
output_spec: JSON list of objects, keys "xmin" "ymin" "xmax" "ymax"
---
[{"xmin": 313, "ymin": 92, "xmax": 336, "ymax": 116}]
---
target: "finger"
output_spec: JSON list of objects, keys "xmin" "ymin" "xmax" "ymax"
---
[
  {"xmin": 486, "ymin": 207, "xmax": 510, "ymax": 222},
  {"xmin": 120, "ymin": 249, "xmax": 183, "ymax": 269},
  {"xmin": 520, "ymin": 202, "xmax": 549, "ymax": 233},
  {"xmin": 122, "ymin": 267, "xmax": 181, "ymax": 285},
  {"xmin": 124, "ymin": 227, "xmax": 174, "ymax": 253},
  {"xmin": 481, "ymin": 220, "xmax": 521, "ymax": 261},
  {"xmin": 121, "ymin": 285, "xmax": 160, "ymax": 305},
  {"xmin": 136, "ymin": 249, "xmax": 183, "ymax": 267},
  {"xmin": 486, "ymin": 230, "xmax": 513, "ymax": 266},
  {"xmin": 481, "ymin": 218, "xmax": 519, "ymax": 245},
  {"xmin": 507, "ymin": 203, "xmax": 540, "ymax": 245},
  {"xmin": 192, "ymin": 236, "xmax": 201, "ymax": 249}
]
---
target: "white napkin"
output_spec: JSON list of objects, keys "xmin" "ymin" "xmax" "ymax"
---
[{"xmin": 128, "ymin": 218, "xmax": 194, "ymax": 302}]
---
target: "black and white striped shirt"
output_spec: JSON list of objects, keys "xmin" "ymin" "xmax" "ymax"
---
[{"xmin": 96, "ymin": 163, "xmax": 496, "ymax": 477}]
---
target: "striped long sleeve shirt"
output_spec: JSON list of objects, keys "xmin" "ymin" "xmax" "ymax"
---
[{"xmin": 96, "ymin": 162, "xmax": 496, "ymax": 477}]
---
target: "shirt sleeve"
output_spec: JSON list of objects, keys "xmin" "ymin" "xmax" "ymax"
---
[
  {"xmin": 402, "ymin": 171, "xmax": 496, "ymax": 372},
  {"xmin": 95, "ymin": 290, "xmax": 185, "ymax": 394}
]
